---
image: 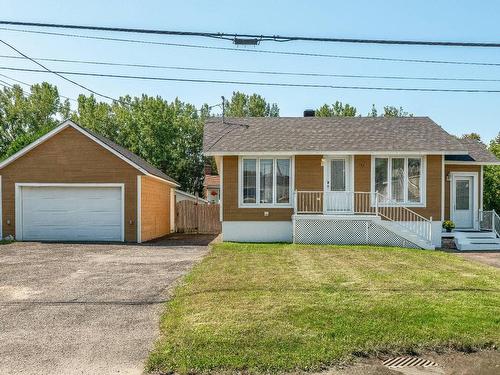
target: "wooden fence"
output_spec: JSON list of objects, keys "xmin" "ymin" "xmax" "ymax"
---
[{"xmin": 175, "ymin": 200, "xmax": 221, "ymax": 234}]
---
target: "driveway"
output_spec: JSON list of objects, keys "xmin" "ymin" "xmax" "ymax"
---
[
  {"xmin": 0, "ymin": 235, "xmax": 212, "ymax": 375},
  {"xmin": 455, "ymin": 251, "xmax": 500, "ymax": 268}
]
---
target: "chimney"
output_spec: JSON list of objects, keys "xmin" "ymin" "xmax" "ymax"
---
[{"xmin": 303, "ymin": 109, "xmax": 315, "ymax": 117}]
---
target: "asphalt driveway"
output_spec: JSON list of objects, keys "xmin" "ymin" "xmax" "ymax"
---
[{"xmin": 0, "ymin": 235, "xmax": 212, "ymax": 375}]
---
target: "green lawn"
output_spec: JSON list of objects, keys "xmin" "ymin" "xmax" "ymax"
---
[{"xmin": 147, "ymin": 243, "xmax": 500, "ymax": 374}]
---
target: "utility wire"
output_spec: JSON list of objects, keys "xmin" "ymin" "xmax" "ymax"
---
[
  {"xmin": 1, "ymin": 20, "xmax": 500, "ymax": 47},
  {"xmin": 0, "ymin": 72, "xmax": 78, "ymax": 102},
  {"xmin": 1, "ymin": 54, "xmax": 500, "ymax": 83},
  {"xmin": 2, "ymin": 27, "xmax": 500, "ymax": 67},
  {"xmin": 2, "ymin": 65, "xmax": 500, "ymax": 93},
  {"xmin": 0, "ymin": 39, "xmax": 126, "ymax": 105}
]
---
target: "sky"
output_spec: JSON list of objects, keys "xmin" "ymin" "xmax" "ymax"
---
[{"xmin": 0, "ymin": 0, "xmax": 499, "ymax": 142}]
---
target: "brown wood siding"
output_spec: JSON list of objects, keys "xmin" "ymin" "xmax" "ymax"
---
[
  {"xmin": 353, "ymin": 154, "xmax": 442, "ymax": 220},
  {"xmin": 140, "ymin": 176, "xmax": 172, "ymax": 242},
  {"xmin": 295, "ymin": 155, "xmax": 323, "ymax": 190},
  {"xmin": 354, "ymin": 155, "xmax": 371, "ymax": 191},
  {"xmin": 444, "ymin": 164, "xmax": 482, "ymax": 221},
  {"xmin": 0, "ymin": 126, "xmax": 141, "ymax": 241},
  {"xmin": 222, "ymin": 156, "xmax": 293, "ymax": 221}
]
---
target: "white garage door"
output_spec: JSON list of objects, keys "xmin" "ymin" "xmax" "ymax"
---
[{"xmin": 18, "ymin": 185, "xmax": 123, "ymax": 241}]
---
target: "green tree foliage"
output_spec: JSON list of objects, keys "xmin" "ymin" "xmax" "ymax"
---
[
  {"xmin": 368, "ymin": 104, "xmax": 413, "ymax": 117},
  {"xmin": 224, "ymin": 91, "xmax": 279, "ymax": 117},
  {"xmin": 484, "ymin": 132, "xmax": 500, "ymax": 212},
  {"xmin": 0, "ymin": 83, "xmax": 66, "ymax": 157},
  {"xmin": 315, "ymin": 101, "xmax": 357, "ymax": 117},
  {"xmin": 461, "ymin": 133, "xmax": 482, "ymax": 141},
  {"xmin": 72, "ymin": 94, "xmax": 205, "ymax": 194}
]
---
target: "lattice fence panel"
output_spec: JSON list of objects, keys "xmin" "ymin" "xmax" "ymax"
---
[{"xmin": 294, "ymin": 218, "xmax": 419, "ymax": 248}]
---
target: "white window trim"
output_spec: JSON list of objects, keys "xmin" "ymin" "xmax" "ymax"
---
[
  {"xmin": 238, "ymin": 156, "xmax": 294, "ymax": 208},
  {"xmin": 14, "ymin": 183, "xmax": 125, "ymax": 242},
  {"xmin": 370, "ymin": 155, "xmax": 427, "ymax": 207}
]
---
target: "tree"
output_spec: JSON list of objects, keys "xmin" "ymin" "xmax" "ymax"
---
[
  {"xmin": 382, "ymin": 106, "xmax": 413, "ymax": 117},
  {"xmin": 224, "ymin": 92, "xmax": 279, "ymax": 117},
  {"xmin": 484, "ymin": 133, "xmax": 500, "ymax": 212},
  {"xmin": 461, "ymin": 133, "xmax": 482, "ymax": 141},
  {"xmin": 0, "ymin": 82, "xmax": 66, "ymax": 158},
  {"xmin": 315, "ymin": 101, "xmax": 357, "ymax": 117},
  {"xmin": 367, "ymin": 104, "xmax": 413, "ymax": 117}
]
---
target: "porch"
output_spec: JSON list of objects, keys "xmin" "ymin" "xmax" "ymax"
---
[{"xmin": 292, "ymin": 191, "xmax": 435, "ymax": 249}]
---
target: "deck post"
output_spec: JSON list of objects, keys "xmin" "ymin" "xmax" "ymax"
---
[
  {"xmin": 375, "ymin": 190, "xmax": 379, "ymax": 216},
  {"xmin": 294, "ymin": 190, "xmax": 298, "ymax": 214},
  {"xmin": 493, "ymin": 210, "xmax": 497, "ymax": 234},
  {"xmin": 429, "ymin": 216, "xmax": 433, "ymax": 244}
]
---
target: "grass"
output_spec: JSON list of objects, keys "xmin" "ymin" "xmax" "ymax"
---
[{"xmin": 147, "ymin": 243, "xmax": 500, "ymax": 374}]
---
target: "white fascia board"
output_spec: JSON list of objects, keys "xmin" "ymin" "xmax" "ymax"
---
[
  {"xmin": 175, "ymin": 189, "xmax": 208, "ymax": 203},
  {"xmin": 444, "ymin": 161, "xmax": 500, "ymax": 165},
  {"xmin": 205, "ymin": 150, "xmax": 469, "ymax": 156}
]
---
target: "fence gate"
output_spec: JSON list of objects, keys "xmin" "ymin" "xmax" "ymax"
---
[{"xmin": 175, "ymin": 200, "xmax": 221, "ymax": 234}]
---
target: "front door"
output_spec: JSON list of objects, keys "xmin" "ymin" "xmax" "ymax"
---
[
  {"xmin": 452, "ymin": 176, "xmax": 474, "ymax": 229},
  {"xmin": 324, "ymin": 157, "xmax": 352, "ymax": 213}
]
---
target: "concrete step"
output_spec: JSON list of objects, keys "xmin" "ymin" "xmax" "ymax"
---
[
  {"xmin": 455, "ymin": 242, "xmax": 500, "ymax": 251},
  {"xmin": 455, "ymin": 231, "xmax": 497, "ymax": 239}
]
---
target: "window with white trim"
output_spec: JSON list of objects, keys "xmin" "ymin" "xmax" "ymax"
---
[
  {"xmin": 241, "ymin": 157, "xmax": 292, "ymax": 206},
  {"xmin": 373, "ymin": 156, "xmax": 424, "ymax": 204}
]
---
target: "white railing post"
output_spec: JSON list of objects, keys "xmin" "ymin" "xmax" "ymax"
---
[
  {"xmin": 294, "ymin": 190, "xmax": 298, "ymax": 214},
  {"xmin": 375, "ymin": 190, "xmax": 379, "ymax": 216},
  {"xmin": 429, "ymin": 216, "xmax": 433, "ymax": 244}
]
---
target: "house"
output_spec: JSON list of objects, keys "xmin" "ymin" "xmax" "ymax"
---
[
  {"xmin": 0, "ymin": 119, "xmax": 178, "ymax": 243},
  {"xmin": 204, "ymin": 174, "xmax": 221, "ymax": 204},
  {"xmin": 203, "ymin": 116, "xmax": 500, "ymax": 249}
]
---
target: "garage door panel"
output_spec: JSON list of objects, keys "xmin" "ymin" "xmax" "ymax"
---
[{"xmin": 19, "ymin": 186, "xmax": 123, "ymax": 242}]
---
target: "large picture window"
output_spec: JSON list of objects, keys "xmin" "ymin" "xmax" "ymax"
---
[
  {"xmin": 241, "ymin": 157, "xmax": 292, "ymax": 206},
  {"xmin": 373, "ymin": 156, "xmax": 424, "ymax": 205}
]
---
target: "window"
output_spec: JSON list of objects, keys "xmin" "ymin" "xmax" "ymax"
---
[
  {"xmin": 373, "ymin": 156, "xmax": 424, "ymax": 205},
  {"xmin": 241, "ymin": 157, "xmax": 292, "ymax": 206},
  {"xmin": 242, "ymin": 159, "xmax": 256, "ymax": 203},
  {"xmin": 331, "ymin": 159, "xmax": 346, "ymax": 191}
]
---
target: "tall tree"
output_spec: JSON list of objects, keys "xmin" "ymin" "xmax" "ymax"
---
[
  {"xmin": 224, "ymin": 92, "xmax": 279, "ymax": 117},
  {"xmin": 0, "ymin": 82, "xmax": 66, "ymax": 158},
  {"xmin": 367, "ymin": 104, "xmax": 413, "ymax": 117},
  {"xmin": 461, "ymin": 133, "xmax": 482, "ymax": 141},
  {"xmin": 484, "ymin": 133, "xmax": 500, "ymax": 212},
  {"xmin": 315, "ymin": 101, "xmax": 357, "ymax": 117}
]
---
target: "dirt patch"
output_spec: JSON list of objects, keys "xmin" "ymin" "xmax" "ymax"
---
[{"xmin": 455, "ymin": 251, "xmax": 500, "ymax": 268}]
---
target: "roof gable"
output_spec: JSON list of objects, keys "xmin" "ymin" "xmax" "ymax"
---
[{"xmin": 0, "ymin": 120, "xmax": 179, "ymax": 185}]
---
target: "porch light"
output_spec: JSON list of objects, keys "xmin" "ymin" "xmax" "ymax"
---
[{"xmin": 321, "ymin": 158, "xmax": 326, "ymax": 166}]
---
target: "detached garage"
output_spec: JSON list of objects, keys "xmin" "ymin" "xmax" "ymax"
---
[{"xmin": 0, "ymin": 120, "xmax": 179, "ymax": 243}]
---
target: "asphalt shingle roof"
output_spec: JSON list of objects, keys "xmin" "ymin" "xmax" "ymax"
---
[
  {"xmin": 203, "ymin": 117, "xmax": 467, "ymax": 154},
  {"xmin": 445, "ymin": 137, "xmax": 500, "ymax": 163}
]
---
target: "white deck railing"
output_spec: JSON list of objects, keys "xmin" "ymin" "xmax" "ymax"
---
[
  {"xmin": 479, "ymin": 209, "xmax": 500, "ymax": 237},
  {"xmin": 294, "ymin": 190, "xmax": 432, "ymax": 243}
]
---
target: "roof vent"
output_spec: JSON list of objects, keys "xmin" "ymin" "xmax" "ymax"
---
[{"xmin": 303, "ymin": 109, "xmax": 315, "ymax": 117}]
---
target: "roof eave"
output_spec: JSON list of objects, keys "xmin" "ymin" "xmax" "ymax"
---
[{"xmin": 204, "ymin": 150, "xmax": 469, "ymax": 156}]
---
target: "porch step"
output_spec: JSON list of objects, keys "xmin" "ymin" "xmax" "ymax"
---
[
  {"xmin": 376, "ymin": 220, "xmax": 434, "ymax": 250},
  {"xmin": 454, "ymin": 231, "xmax": 500, "ymax": 251}
]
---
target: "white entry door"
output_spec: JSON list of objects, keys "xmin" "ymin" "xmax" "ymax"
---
[
  {"xmin": 17, "ymin": 185, "xmax": 124, "ymax": 241},
  {"xmin": 324, "ymin": 157, "xmax": 352, "ymax": 213},
  {"xmin": 452, "ymin": 176, "xmax": 474, "ymax": 229}
]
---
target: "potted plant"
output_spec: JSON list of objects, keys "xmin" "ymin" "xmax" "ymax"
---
[{"xmin": 442, "ymin": 220, "xmax": 455, "ymax": 232}]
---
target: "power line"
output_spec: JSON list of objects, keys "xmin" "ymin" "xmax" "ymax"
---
[
  {"xmin": 2, "ymin": 27, "xmax": 500, "ymax": 67},
  {"xmin": 0, "ymin": 39, "xmax": 126, "ymax": 105},
  {"xmin": 1, "ymin": 65, "xmax": 500, "ymax": 93},
  {"xmin": 0, "ymin": 72, "xmax": 78, "ymax": 102},
  {"xmin": 1, "ymin": 54, "xmax": 500, "ymax": 83},
  {"xmin": 1, "ymin": 20, "xmax": 500, "ymax": 48}
]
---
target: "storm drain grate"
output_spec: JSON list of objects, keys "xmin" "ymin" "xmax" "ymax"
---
[{"xmin": 383, "ymin": 356, "xmax": 438, "ymax": 368}]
